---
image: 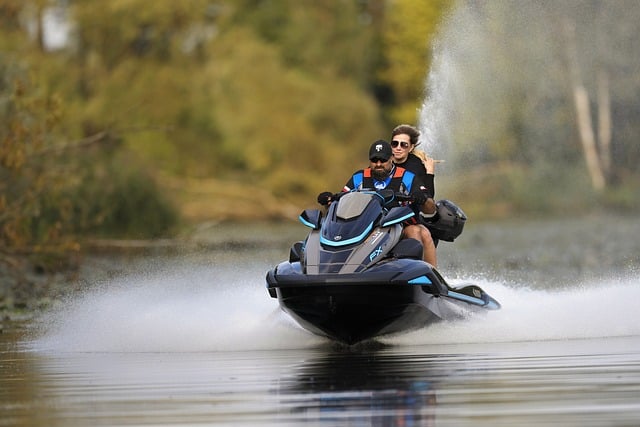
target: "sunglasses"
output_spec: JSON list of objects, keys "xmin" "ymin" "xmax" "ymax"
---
[
  {"xmin": 391, "ymin": 140, "xmax": 411, "ymax": 149},
  {"xmin": 370, "ymin": 157, "xmax": 389, "ymax": 163}
]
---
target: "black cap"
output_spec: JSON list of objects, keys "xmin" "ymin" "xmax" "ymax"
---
[{"xmin": 369, "ymin": 140, "xmax": 392, "ymax": 161}]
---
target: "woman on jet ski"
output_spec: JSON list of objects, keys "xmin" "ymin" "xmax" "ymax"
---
[{"xmin": 390, "ymin": 124, "xmax": 436, "ymax": 201}]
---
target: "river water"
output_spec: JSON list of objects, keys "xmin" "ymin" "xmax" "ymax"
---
[{"xmin": 2, "ymin": 216, "xmax": 640, "ymax": 426}]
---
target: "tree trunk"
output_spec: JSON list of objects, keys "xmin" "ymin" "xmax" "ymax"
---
[
  {"xmin": 35, "ymin": 3, "xmax": 45, "ymax": 52},
  {"xmin": 563, "ymin": 18, "xmax": 607, "ymax": 192},
  {"xmin": 573, "ymin": 86, "xmax": 606, "ymax": 191},
  {"xmin": 597, "ymin": 70, "xmax": 612, "ymax": 179}
]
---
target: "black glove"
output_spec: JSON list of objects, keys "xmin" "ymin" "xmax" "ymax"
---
[
  {"xmin": 412, "ymin": 192, "xmax": 427, "ymax": 206},
  {"xmin": 317, "ymin": 191, "xmax": 333, "ymax": 206}
]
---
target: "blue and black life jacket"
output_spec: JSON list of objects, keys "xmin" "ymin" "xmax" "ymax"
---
[{"xmin": 351, "ymin": 166, "xmax": 416, "ymax": 194}]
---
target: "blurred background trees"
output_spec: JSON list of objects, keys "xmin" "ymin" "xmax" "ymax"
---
[
  {"xmin": 1, "ymin": 0, "xmax": 639, "ymax": 262},
  {"xmin": 418, "ymin": 1, "xmax": 640, "ymax": 217}
]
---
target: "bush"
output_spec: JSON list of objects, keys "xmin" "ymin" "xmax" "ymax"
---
[
  {"xmin": 66, "ymin": 157, "xmax": 179, "ymax": 239},
  {"xmin": 97, "ymin": 170, "xmax": 178, "ymax": 238}
]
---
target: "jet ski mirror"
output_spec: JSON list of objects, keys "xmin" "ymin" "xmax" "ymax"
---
[{"xmin": 299, "ymin": 209, "xmax": 322, "ymax": 230}]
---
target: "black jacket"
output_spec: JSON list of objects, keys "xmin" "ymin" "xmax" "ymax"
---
[{"xmin": 394, "ymin": 153, "xmax": 435, "ymax": 198}]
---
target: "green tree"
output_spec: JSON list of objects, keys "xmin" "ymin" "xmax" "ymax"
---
[
  {"xmin": 65, "ymin": 0, "xmax": 387, "ymax": 196},
  {"xmin": 0, "ymin": 1, "xmax": 182, "ymax": 253},
  {"xmin": 0, "ymin": 62, "xmax": 72, "ymax": 255},
  {"xmin": 380, "ymin": 0, "xmax": 452, "ymax": 124}
]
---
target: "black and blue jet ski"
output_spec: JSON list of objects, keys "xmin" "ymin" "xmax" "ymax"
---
[{"xmin": 266, "ymin": 189, "xmax": 500, "ymax": 345}]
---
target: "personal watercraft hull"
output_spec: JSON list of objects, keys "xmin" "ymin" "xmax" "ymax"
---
[
  {"xmin": 266, "ymin": 259, "xmax": 500, "ymax": 345},
  {"xmin": 266, "ymin": 191, "xmax": 500, "ymax": 345}
]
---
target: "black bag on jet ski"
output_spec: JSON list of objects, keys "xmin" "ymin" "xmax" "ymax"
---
[{"xmin": 425, "ymin": 199, "xmax": 466, "ymax": 242}]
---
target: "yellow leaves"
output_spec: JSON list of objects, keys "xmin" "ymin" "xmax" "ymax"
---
[
  {"xmin": 381, "ymin": 0, "xmax": 453, "ymax": 122},
  {"xmin": 0, "ymin": 138, "xmax": 25, "ymax": 171},
  {"xmin": 0, "ymin": 75, "xmax": 57, "ymax": 171},
  {"xmin": 205, "ymin": 25, "xmax": 383, "ymax": 189},
  {"xmin": 45, "ymin": 92, "xmax": 63, "ymax": 130},
  {"xmin": 0, "ymin": 66, "xmax": 75, "ymax": 253}
]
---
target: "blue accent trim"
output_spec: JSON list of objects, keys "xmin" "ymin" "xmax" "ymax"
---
[
  {"xmin": 320, "ymin": 222, "xmax": 374, "ymax": 247},
  {"xmin": 363, "ymin": 190, "xmax": 386, "ymax": 203},
  {"xmin": 298, "ymin": 215, "xmax": 316, "ymax": 229},
  {"xmin": 352, "ymin": 172, "xmax": 363, "ymax": 190},
  {"xmin": 485, "ymin": 300, "xmax": 500, "ymax": 310},
  {"xmin": 381, "ymin": 212, "xmax": 415, "ymax": 227},
  {"xmin": 408, "ymin": 276, "xmax": 432, "ymax": 285},
  {"xmin": 402, "ymin": 170, "xmax": 415, "ymax": 191},
  {"xmin": 447, "ymin": 291, "xmax": 485, "ymax": 306}
]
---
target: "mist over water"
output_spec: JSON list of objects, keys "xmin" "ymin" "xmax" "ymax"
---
[
  {"xmin": 32, "ymin": 260, "xmax": 325, "ymax": 353},
  {"xmin": 391, "ymin": 276, "xmax": 640, "ymax": 347},
  {"xmin": 417, "ymin": 2, "xmax": 640, "ymax": 169},
  {"xmin": 31, "ymin": 258, "xmax": 640, "ymax": 353},
  {"xmin": 418, "ymin": 2, "xmax": 503, "ymax": 159}
]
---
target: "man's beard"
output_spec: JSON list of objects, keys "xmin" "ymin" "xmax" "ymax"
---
[{"xmin": 371, "ymin": 166, "xmax": 390, "ymax": 181}]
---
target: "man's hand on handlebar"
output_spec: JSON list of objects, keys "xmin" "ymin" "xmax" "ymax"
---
[{"xmin": 317, "ymin": 191, "xmax": 346, "ymax": 206}]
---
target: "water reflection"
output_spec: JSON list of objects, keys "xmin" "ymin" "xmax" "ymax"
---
[
  {"xmin": 14, "ymin": 346, "xmax": 447, "ymax": 427},
  {"xmin": 278, "ymin": 349, "xmax": 441, "ymax": 426},
  {"xmin": 4, "ymin": 331, "xmax": 640, "ymax": 426},
  {"xmin": 11, "ymin": 349, "xmax": 292, "ymax": 426}
]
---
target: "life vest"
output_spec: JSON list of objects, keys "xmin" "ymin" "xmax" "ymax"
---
[
  {"xmin": 351, "ymin": 166, "xmax": 416, "ymax": 193},
  {"xmin": 349, "ymin": 166, "xmax": 420, "ymax": 225}
]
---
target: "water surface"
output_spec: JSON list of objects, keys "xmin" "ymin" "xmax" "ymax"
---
[{"xmin": 2, "ymin": 217, "xmax": 640, "ymax": 426}]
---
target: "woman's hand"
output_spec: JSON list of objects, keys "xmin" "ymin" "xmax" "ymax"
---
[{"xmin": 422, "ymin": 156, "xmax": 435, "ymax": 174}]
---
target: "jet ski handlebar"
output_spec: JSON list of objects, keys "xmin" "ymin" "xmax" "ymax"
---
[
  {"xmin": 318, "ymin": 189, "xmax": 418, "ymax": 206},
  {"xmin": 376, "ymin": 189, "xmax": 416, "ymax": 205}
]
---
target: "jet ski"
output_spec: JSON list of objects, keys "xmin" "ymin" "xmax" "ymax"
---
[{"xmin": 266, "ymin": 189, "xmax": 500, "ymax": 345}]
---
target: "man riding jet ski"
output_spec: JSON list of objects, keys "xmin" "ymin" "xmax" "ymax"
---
[{"xmin": 318, "ymin": 140, "xmax": 438, "ymax": 266}]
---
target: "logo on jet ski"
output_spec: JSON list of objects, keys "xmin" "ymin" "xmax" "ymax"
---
[
  {"xmin": 334, "ymin": 235, "xmax": 342, "ymax": 241},
  {"xmin": 369, "ymin": 246, "xmax": 383, "ymax": 261},
  {"xmin": 368, "ymin": 231, "xmax": 384, "ymax": 245}
]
